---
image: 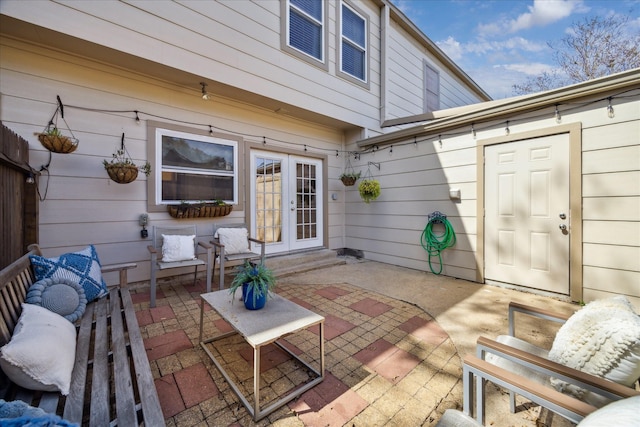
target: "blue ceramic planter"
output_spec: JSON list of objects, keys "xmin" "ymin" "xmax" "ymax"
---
[{"xmin": 242, "ymin": 283, "xmax": 266, "ymax": 310}]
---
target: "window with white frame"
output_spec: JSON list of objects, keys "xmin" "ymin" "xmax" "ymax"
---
[
  {"xmin": 287, "ymin": 0, "xmax": 324, "ymax": 62},
  {"xmin": 154, "ymin": 128, "xmax": 238, "ymax": 205},
  {"xmin": 424, "ymin": 63, "xmax": 440, "ymax": 113},
  {"xmin": 340, "ymin": 2, "xmax": 367, "ymax": 82}
]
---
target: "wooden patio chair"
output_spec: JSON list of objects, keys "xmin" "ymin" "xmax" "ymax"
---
[
  {"xmin": 211, "ymin": 223, "xmax": 265, "ymax": 290},
  {"xmin": 147, "ymin": 225, "xmax": 212, "ymax": 307},
  {"xmin": 462, "ymin": 298, "xmax": 640, "ymax": 425}
]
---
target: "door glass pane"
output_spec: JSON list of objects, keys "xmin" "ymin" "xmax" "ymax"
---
[
  {"xmin": 296, "ymin": 162, "xmax": 317, "ymax": 240},
  {"xmin": 255, "ymin": 157, "xmax": 282, "ymax": 243}
]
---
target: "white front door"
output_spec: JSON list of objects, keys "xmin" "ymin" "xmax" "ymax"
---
[
  {"xmin": 484, "ymin": 135, "xmax": 570, "ymax": 294},
  {"xmin": 250, "ymin": 150, "xmax": 323, "ymax": 254}
]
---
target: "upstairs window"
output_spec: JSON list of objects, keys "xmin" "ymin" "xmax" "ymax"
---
[
  {"xmin": 340, "ymin": 3, "xmax": 367, "ymax": 82},
  {"xmin": 424, "ymin": 63, "xmax": 440, "ymax": 113},
  {"xmin": 154, "ymin": 128, "xmax": 238, "ymax": 205},
  {"xmin": 287, "ymin": 0, "xmax": 324, "ymax": 62}
]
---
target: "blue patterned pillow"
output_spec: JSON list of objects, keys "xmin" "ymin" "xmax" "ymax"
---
[{"xmin": 30, "ymin": 246, "xmax": 107, "ymax": 302}]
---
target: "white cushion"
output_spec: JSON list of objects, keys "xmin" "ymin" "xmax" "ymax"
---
[
  {"xmin": 0, "ymin": 304, "xmax": 77, "ymax": 395},
  {"xmin": 216, "ymin": 228, "xmax": 250, "ymax": 255},
  {"xmin": 548, "ymin": 296, "xmax": 640, "ymax": 406},
  {"xmin": 578, "ymin": 395, "xmax": 640, "ymax": 426},
  {"xmin": 161, "ymin": 234, "xmax": 196, "ymax": 262}
]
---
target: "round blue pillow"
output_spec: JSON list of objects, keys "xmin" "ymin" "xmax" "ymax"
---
[{"xmin": 26, "ymin": 277, "xmax": 87, "ymax": 323}]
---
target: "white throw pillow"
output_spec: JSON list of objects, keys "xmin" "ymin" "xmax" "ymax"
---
[
  {"xmin": 216, "ymin": 228, "xmax": 250, "ymax": 255},
  {"xmin": 578, "ymin": 395, "xmax": 640, "ymax": 426},
  {"xmin": 0, "ymin": 304, "xmax": 77, "ymax": 395},
  {"xmin": 161, "ymin": 234, "xmax": 196, "ymax": 262},
  {"xmin": 548, "ymin": 296, "xmax": 640, "ymax": 406}
]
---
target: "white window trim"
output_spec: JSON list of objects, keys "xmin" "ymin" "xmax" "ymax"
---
[
  {"xmin": 337, "ymin": 1, "xmax": 370, "ymax": 89},
  {"xmin": 281, "ymin": 0, "xmax": 329, "ymax": 71}
]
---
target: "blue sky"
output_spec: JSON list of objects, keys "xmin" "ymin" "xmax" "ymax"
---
[{"xmin": 394, "ymin": 0, "xmax": 640, "ymax": 99}]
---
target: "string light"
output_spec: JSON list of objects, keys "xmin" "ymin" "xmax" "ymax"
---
[
  {"xmin": 414, "ymin": 136, "xmax": 417, "ymax": 148},
  {"xmin": 134, "ymin": 111, "xmax": 140, "ymax": 123},
  {"xmin": 209, "ymin": 125, "xmax": 213, "ymax": 136},
  {"xmin": 438, "ymin": 135, "xmax": 442, "ymax": 148},
  {"xmin": 471, "ymin": 123, "xmax": 476, "ymax": 139},
  {"xmin": 555, "ymin": 105, "xmax": 561, "ymax": 123},
  {"xmin": 336, "ymin": 150, "xmax": 339, "ymax": 157},
  {"xmin": 607, "ymin": 97, "xmax": 615, "ymax": 118},
  {"xmin": 505, "ymin": 121, "xmax": 510, "ymax": 135},
  {"xmin": 262, "ymin": 136, "xmax": 266, "ymax": 145}
]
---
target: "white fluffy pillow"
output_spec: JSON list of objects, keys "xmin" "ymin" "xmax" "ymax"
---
[
  {"xmin": 578, "ymin": 395, "xmax": 640, "ymax": 426},
  {"xmin": 216, "ymin": 228, "xmax": 250, "ymax": 255},
  {"xmin": 548, "ymin": 296, "xmax": 640, "ymax": 406},
  {"xmin": 0, "ymin": 304, "xmax": 77, "ymax": 395},
  {"xmin": 161, "ymin": 234, "xmax": 196, "ymax": 262}
]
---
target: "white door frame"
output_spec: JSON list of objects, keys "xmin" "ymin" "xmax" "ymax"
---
[
  {"xmin": 250, "ymin": 149, "xmax": 324, "ymax": 255},
  {"xmin": 476, "ymin": 123, "xmax": 583, "ymax": 301}
]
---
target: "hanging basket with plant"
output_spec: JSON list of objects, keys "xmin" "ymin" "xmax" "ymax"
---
[
  {"xmin": 36, "ymin": 96, "xmax": 79, "ymax": 154},
  {"xmin": 358, "ymin": 162, "xmax": 381, "ymax": 203},
  {"xmin": 339, "ymin": 156, "xmax": 361, "ymax": 186},
  {"xmin": 103, "ymin": 133, "xmax": 151, "ymax": 184}
]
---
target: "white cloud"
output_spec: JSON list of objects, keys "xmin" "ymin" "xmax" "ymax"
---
[
  {"xmin": 497, "ymin": 62, "xmax": 556, "ymax": 76},
  {"xmin": 508, "ymin": 0, "xmax": 584, "ymax": 32},
  {"xmin": 437, "ymin": 36, "xmax": 463, "ymax": 61},
  {"xmin": 478, "ymin": 0, "xmax": 589, "ymax": 36},
  {"xmin": 438, "ymin": 36, "xmax": 547, "ymax": 57}
]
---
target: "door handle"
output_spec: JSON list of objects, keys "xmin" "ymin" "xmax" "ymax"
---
[{"xmin": 559, "ymin": 224, "xmax": 567, "ymax": 231}]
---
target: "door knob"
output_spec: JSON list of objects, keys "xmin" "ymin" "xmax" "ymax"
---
[
  {"xmin": 559, "ymin": 213, "xmax": 566, "ymax": 219},
  {"xmin": 559, "ymin": 224, "xmax": 567, "ymax": 231}
]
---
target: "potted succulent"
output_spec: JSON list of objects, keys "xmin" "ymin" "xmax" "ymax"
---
[
  {"xmin": 339, "ymin": 170, "xmax": 361, "ymax": 186},
  {"xmin": 103, "ymin": 133, "xmax": 151, "ymax": 184},
  {"xmin": 229, "ymin": 261, "xmax": 276, "ymax": 310},
  {"xmin": 167, "ymin": 199, "xmax": 233, "ymax": 218},
  {"xmin": 358, "ymin": 178, "xmax": 381, "ymax": 203},
  {"xmin": 37, "ymin": 126, "xmax": 78, "ymax": 154}
]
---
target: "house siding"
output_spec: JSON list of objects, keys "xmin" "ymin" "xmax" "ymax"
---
[
  {"xmin": 349, "ymin": 80, "xmax": 640, "ymax": 309},
  {"xmin": 0, "ymin": 37, "xmax": 346, "ymax": 284}
]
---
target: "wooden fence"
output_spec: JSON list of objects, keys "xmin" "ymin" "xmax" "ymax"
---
[{"xmin": 0, "ymin": 122, "xmax": 38, "ymax": 269}]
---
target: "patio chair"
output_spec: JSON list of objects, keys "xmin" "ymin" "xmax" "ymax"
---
[
  {"xmin": 462, "ymin": 297, "xmax": 640, "ymax": 425},
  {"xmin": 147, "ymin": 225, "xmax": 213, "ymax": 307},
  {"xmin": 436, "ymin": 395, "xmax": 640, "ymax": 427},
  {"xmin": 211, "ymin": 223, "xmax": 265, "ymax": 290}
]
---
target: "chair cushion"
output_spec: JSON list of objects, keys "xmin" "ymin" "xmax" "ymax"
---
[
  {"xmin": 548, "ymin": 296, "xmax": 640, "ymax": 406},
  {"xmin": 26, "ymin": 277, "xmax": 87, "ymax": 323},
  {"xmin": 0, "ymin": 304, "xmax": 76, "ymax": 395},
  {"xmin": 161, "ymin": 234, "xmax": 196, "ymax": 262},
  {"xmin": 578, "ymin": 395, "xmax": 640, "ymax": 426},
  {"xmin": 216, "ymin": 228, "xmax": 250, "ymax": 255},
  {"xmin": 30, "ymin": 245, "xmax": 108, "ymax": 302}
]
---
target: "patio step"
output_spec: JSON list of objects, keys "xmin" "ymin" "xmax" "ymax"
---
[{"xmin": 266, "ymin": 249, "xmax": 346, "ymax": 278}]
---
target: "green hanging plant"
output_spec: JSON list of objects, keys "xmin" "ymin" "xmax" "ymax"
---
[{"xmin": 358, "ymin": 179, "xmax": 380, "ymax": 203}]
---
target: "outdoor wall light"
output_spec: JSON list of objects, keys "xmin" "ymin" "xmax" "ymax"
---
[
  {"xmin": 25, "ymin": 172, "xmax": 35, "ymax": 184},
  {"xmin": 200, "ymin": 82, "xmax": 211, "ymax": 101},
  {"xmin": 139, "ymin": 213, "xmax": 149, "ymax": 238}
]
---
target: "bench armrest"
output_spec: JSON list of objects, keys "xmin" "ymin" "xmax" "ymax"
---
[
  {"xmin": 476, "ymin": 336, "xmax": 639, "ymax": 400},
  {"xmin": 508, "ymin": 301, "xmax": 572, "ymax": 337},
  {"xmin": 101, "ymin": 262, "xmax": 137, "ymax": 288}
]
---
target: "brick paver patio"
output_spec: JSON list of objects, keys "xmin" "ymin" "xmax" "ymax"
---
[{"xmin": 132, "ymin": 279, "xmax": 462, "ymax": 426}]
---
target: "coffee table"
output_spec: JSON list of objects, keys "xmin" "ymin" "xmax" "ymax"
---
[{"xmin": 199, "ymin": 290, "xmax": 325, "ymax": 421}]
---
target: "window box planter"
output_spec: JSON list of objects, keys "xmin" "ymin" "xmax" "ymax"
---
[{"xmin": 167, "ymin": 203, "xmax": 233, "ymax": 219}]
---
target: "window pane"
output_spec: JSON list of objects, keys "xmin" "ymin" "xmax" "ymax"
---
[
  {"xmin": 342, "ymin": 5, "xmax": 364, "ymax": 47},
  {"xmin": 161, "ymin": 172, "xmax": 234, "ymax": 201},
  {"xmin": 291, "ymin": 0, "xmax": 322, "ymax": 21},
  {"xmin": 290, "ymin": 9, "xmax": 322, "ymax": 60},
  {"xmin": 162, "ymin": 135, "xmax": 233, "ymax": 173},
  {"xmin": 342, "ymin": 41, "xmax": 365, "ymax": 80}
]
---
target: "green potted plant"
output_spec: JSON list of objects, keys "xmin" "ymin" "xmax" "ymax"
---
[
  {"xmin": 103, "ymin": 148, "xmax": 151, "ymax": 184},
  {"xmin": 229, "ymin": 261, "xmax": 276, "ymax": 310},
  {"xmin": 339, "ymin": 170, "xmax": 361, "ymax": 186},
  {"xmin": 358, "ymin": 178, "xmax": 381, "ymax": 203}
]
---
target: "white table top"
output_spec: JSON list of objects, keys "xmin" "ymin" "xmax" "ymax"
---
[{"xmin": 201, "ymin": 290, "xmax": 324, "ymax": 347}]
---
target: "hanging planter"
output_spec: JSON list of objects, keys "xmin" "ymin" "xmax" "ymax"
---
[
  {"xmin": 103, "ymin": 133, "xmax": 151, "ymax": 184},
  {"xmin": 167, "ymin": 201, "xmax": 233, "ymax": 218},
  {"xmin": 339, "ymin": 157, "xmax": 361, "ymax": 186},
  {"xmin": 358, "ymin": 162, "xmax": 381, "ymax": 203},
  {"xmin": 37, "ymin": 96, "xmax": 79, "ymax": 153}
]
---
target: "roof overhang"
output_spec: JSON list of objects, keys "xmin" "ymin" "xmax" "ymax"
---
[{"xmin": 358, "ymin": 68, "xmax": 640, "ymax": 148}]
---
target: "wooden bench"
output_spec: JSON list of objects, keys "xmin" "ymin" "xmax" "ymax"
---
[{"xmin": 0, "ymin": 244, "xmax": 165, "ymax": 426}]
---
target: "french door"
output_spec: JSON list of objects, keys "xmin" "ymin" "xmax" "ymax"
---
[{"xmin": 250, "ymin": 150, "xmax": 323, "ymax": 254}]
